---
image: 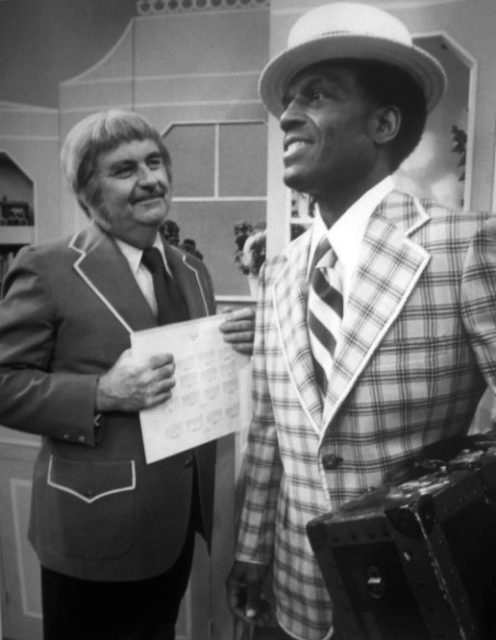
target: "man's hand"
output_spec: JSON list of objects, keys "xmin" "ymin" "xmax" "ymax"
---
[
  {"xmin": 96, "ymin": 349, "xmax": 175, "ymax": 412},
  {"xmin": 219, "ymin": 307, "xmax": 255, "ymax": 356},
  {"xmin": 226, "ymin": 560, "xmax": 270, "ymax": 625}
]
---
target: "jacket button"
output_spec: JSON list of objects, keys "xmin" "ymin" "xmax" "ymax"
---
[
  {"xmin": 77, "ymin": 435, "xmax": 86, "ymax": 444},
  {"xmin": 183, "ymin": 455, "xmax": 193, "ymax": 468},
  {"xmin": 322, "ymin": 453, "xmax": 343, "ymax": 470}
]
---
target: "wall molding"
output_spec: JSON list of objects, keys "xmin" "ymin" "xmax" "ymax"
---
[
  {"xmin": 136, "ymin": 0, "xmax": 268, "ymax": 16},
  {"xmin": 273, "ymin": 0, "xmax": 464, "ymax": 16}
]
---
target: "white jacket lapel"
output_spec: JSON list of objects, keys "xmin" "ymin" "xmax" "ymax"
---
[
  {"xmin": 322, "ymin": 192, "xmax": 431, "ymax": 431},
  {"xmin": 70, "ymin": 224, "xmax": 155, "ymax": 334}
]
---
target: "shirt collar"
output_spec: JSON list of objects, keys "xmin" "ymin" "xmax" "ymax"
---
[
  {"xmin": 115, "ymin": 234, "xmax": 168, "ymax": 275},
  {"xmin": 308, "ymin": 176, "xmax": 395, "ymax": 291}
]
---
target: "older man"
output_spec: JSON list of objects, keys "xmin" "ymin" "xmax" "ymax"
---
[
  {"xmin": 0, "ymin": 109, "xmax": 254, "ymax": 640},
  {"xmin": 227, "ymin": 3, "xmax": 496, "ymax": 640}
]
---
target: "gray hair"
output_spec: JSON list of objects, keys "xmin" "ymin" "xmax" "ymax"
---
[{"xmin": 60, "ymin": 109, "xmax": 172, "ymax": 216}]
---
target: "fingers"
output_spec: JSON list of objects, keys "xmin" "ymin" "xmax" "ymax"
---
[
  {"xmin": 96, "ymin": 350, "xmax": 176, "ymax": 412},
  {"xmin": 144, "ymin": 373, "xmax": 176, "ymax": 408},
  {"xmin": 245, "ymin": 583, "xmax": 263, "ymax": 621},
  {"xmin": 226, "ymin": 577, "xmax": 249, "ymax": 622},
  {"xmin": 140, "ymin": 355, "xmax": 176, "ymax": 407},
  {"xmin": 219, "ymin": 307, "xmax": 255, "ymax": 334},
  {"xmin": 222, "ymin": 330, "xmax": 254, "ymax": 344},
  {"xmin": 148, "ymin": 352, "xmax": 174, "ymax": 369},
  {"xmin": 220, "ymin": 307, "xmax": 256, "ymax": 356},
  {"xmin": 225, "ymin": 562, "xmax": 270, "ymax": 625},
  {"xmin": 229, "ymin": 341, "xmax": 254, "ymax": 356}
]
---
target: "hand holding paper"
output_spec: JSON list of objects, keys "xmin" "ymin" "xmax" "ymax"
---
[
  {"xmin": 131, "ymin": 314, "xmax": 251, "ymax": 463},
  {"xmin": 96, "ymin": 348, "xmax": 176, "ymax": 412},
  {"xmin": 219, "ymin": 306, "xmax": 255, "ymax": 356}
]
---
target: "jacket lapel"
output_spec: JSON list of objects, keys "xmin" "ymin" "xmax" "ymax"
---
[
  {"xmin": 70, "ymin": 223, "xmax": 156, "ymax": 334},
  {"xmin": 322, "ymin": 191, "xmax": 431, "ymax": 431},
  {"xmin": 273, "ymin": 231, "xmax": 323, "ymax": 434},
  {"xmin": 163, "ymin": 242, "xmax": 212, "ymax": 319}
]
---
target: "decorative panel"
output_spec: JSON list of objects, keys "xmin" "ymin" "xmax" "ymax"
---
[{"xmin": 218, "ymin": 122, "xmax": 267, "ymax": 197}]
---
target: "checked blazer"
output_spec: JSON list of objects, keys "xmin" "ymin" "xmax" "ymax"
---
[{"xmin": 235, "ymin": 190, "xmax": 496, "ymax": 640}]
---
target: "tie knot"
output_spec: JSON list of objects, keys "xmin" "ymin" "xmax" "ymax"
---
[
  {"xmin": 311, "ymin": 236, "xmax": 336, "ymax": 272},
  {"xmin": 142, "ymin": 247, "xmax": 164, "ymax": 274}
]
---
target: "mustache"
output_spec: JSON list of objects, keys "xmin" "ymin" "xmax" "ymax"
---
[
  {"xmin": 131, "ymin": 184, "xmax": 169, "ymax": 203},
  {"xmin": 132, "ymin": 192, "xmax": 167, "ymax": 202}
]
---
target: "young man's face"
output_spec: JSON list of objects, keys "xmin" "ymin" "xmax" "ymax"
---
[
  {"xmin": 93, "ymin": 138, "xmax": 172, "ymax": 246},
  {"xmin": 280, "ymin": 62, "xmax": 380, "ymax": 199}
]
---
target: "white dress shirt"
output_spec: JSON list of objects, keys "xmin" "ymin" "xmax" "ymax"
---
[
  {"xmin": 115, "ymin": 235, "xmax": 170, "ymax": 317},
  {"xmin": 307, "ymin": 176, "xmax": 395, "ymax": 304}
]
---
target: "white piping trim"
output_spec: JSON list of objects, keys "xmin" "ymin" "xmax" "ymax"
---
[
  {"xmin": 47, "ymin": 456, "xmax": 136, "ymax": 505},
  {"xmin": 181, "ymin": 254, "xmax": 210, "ymax": 315},
  {"xmin": 69, "ymin": 234, "xmax": 134, "ymax": 334},
  {"xmin": 407, "ymin": 197, "xmax": 431, "ymax": 236}
]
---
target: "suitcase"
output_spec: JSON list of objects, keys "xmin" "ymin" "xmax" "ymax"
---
[{"xmin": 306, "ymin": 434, "xmax": 496, "ymax": 640}]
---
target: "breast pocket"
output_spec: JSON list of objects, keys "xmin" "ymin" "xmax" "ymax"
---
[{"xmin": 42, "ymin": 456, "xmax": 136, "ymax": 560}]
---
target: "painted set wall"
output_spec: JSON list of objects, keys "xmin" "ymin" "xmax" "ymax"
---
[
  {"xmin": 0, "ymin": 0, "xmax": 137, "ymax": 108},
  {"xmin": 0, "ymin": 3, "xmax": 269, "ymax": 298},
  {"xmin": 57, "ymin": 6, "xmax": 269, "ymax": 297}
]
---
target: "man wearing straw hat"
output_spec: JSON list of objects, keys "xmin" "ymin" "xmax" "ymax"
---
[{"xmin": 226, "ymin": 3, "xmax": 496, "ymax": 639}]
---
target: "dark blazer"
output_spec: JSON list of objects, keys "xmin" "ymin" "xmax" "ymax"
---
[{"xmin": 0, "ymin": 222, "xmax": 217, "ymax": 582}]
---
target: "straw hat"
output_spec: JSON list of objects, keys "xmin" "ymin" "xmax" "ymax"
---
[{"xmin": 259, "ymin": 2, "xmax": 447, "ymax": 116}]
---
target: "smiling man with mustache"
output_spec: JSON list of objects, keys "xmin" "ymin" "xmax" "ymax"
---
[{"xmin": 0, "ymin": 109, "xmax": 254, "ymax": 640}]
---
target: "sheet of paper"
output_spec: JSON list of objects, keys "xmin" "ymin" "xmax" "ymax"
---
[{"xmin": 131, "ymin": 314, "xmax": 251, "ymax": 464}]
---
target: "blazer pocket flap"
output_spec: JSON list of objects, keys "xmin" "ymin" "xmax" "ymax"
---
[{"xmin": 47, "ymin": 456, "xmax": 136, "ymax": 503}]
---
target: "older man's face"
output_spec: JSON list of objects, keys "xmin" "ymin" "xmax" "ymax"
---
[{"xmin": 94, "ymin": 138, "xmax": 171, "ymax": 246}]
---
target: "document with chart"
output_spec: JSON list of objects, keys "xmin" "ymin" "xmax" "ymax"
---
[{"xmin": 131, "ymin": 314, "xmax": 251, "ymax": 463}]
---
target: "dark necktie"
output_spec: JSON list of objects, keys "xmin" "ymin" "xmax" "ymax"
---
[
  {"xmin": 141, "ymin": 247, "xmax": 189, "ymax": 324},
  {"xmin": 307, "ymin": 236, "xmax": 344, "ymax": 395}
]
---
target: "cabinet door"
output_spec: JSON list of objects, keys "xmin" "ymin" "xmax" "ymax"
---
[{"xmin": 0, "ymin": 427, "xmax": 42, "ymax": 640}]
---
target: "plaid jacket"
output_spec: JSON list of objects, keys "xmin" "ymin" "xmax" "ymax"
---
[{"xmin": 235, "ymin": 190, "xmax": 496, "ymax": 640}]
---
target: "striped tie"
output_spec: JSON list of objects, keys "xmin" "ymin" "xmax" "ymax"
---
[{"xmin": 307, "ymin": 237, "xmax": 344, "ymax": 395}]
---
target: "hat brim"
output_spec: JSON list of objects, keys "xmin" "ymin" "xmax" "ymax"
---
[{"xmin": 259, "ymin": 35, "xmax": 447, "ymax": 117}]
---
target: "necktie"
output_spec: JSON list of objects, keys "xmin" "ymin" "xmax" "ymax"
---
[
  {"xmin": 307, "ymin": 236, "xmax": 344, "ymax": 395},
  {"xmin": 141, "ymin": 247, "xmax": 188, "ymax": 324}
]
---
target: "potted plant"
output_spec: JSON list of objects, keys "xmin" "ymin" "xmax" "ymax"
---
[{"xmin": 234, "ymin": 221, "xmax": 266, "ymax": 297}]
